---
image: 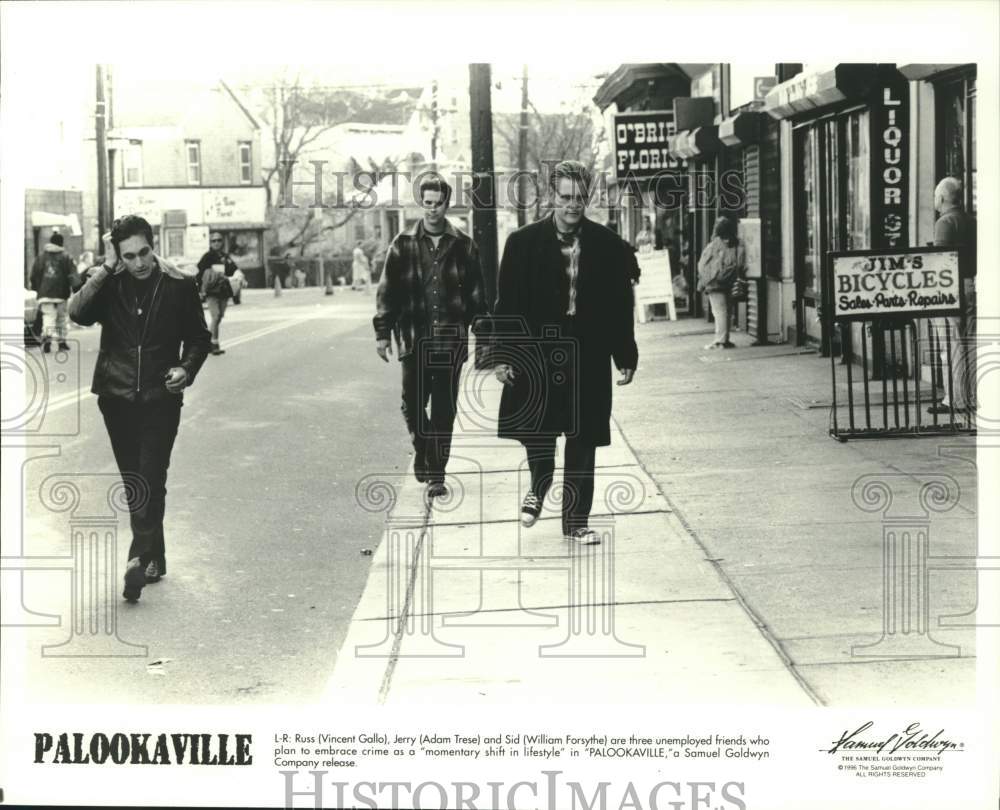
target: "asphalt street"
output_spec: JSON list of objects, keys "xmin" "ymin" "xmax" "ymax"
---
[{"xmin": 16, "ymin": 287, "xmax": 406, "ymax": 703}]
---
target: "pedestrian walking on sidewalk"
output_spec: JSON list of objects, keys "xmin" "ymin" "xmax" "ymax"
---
[
  {"xmin": 352, "ymin": 241, "xmax": 372, "ymax": 291},
  {"xmin": 29, "ymin": 232, "xmax": 82, "ymax": 353},
  {"xmin": 374, "ymin": 175, "xmax": 488, "ymax": 498},
  {"xmin": 927, "ymin": 176, "xmax": 977, "ymax": 416},
  {"xmin": 201, "ymin": 261, "xmax": 234, "ymax": 355},
  {"xmin": 696, "ymin": 215, "xmax": 746, "ymax": 350},
  {"xmin": 68, "ymin": 215, "xmax": 212, "ymax": 603},
  {"xmin": 494, "ymin": 160, "xmax": 638, "ymax": 545}
]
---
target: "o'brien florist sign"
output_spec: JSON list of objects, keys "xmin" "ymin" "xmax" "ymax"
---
[{"xmin": 828, "ymin": 247, "xmax": 962, "ymax": 321}]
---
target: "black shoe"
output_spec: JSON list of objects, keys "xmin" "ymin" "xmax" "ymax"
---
[
  {"xmin": 122, "ymin": 559, "xmax": 146, "ymax": 602},
  {"xmin": 565, "ymin": 527, "xmax": 600, "ymax": 545},
  {"xmin": 927, "ymin": 402, "xmax": 959, "ymax": 415},
  {"xmin": 144, "ymin": 560, "xmax": 163, "ymax": 583},
  {"xmin": 42, "ymin": 339, "xmax": 52, "ymax": 354},
  {"xmin": 426, "ymin": 481, "xmax": 447, "ymax": 498},
  {"xmin": 57, "ymin": 341, "xmax": 70, "ymax": 352},
  {"xmin": 211, "ymin": 344, "xmax": 226, "ymax": 355},
  {"xmin": 521, "ymin": 492, "xmax": 542, "ymax": 527},
  {"xmin": 721, "ymin": 341, "xmax": 736, "ymax": 349}
]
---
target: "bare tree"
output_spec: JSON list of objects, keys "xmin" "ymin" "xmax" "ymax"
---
[
  {"xmin": 257, "ymin": 73, "xmax": 414, "ymax": 256},
  {"xmin": 494, "ymin": 103, "xmax": 601, "ymax": 219}
]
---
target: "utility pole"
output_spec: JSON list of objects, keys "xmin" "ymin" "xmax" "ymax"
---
[
  {"xmin": 517, "ymin": 64, "xmax": 530, "ymax": 227},
  {"xmin": 468, "ymin": 64, "xmax": 498, "ymax": 312},
  {"xmin": 430, "ymin": 79, "xmax": 439, "ymax": 166},
  {"xmin": 95, "ymin": 65, "xmax": 109, "ymax": 244},
  {"xmin": 106, "ymin": 66, "xmax": 116, "ymax": 226}
]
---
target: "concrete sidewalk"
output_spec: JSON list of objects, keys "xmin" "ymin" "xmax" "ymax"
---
[
  {"xmin": 326, "ymin": 319, "xmax": 978, "ymax": 706},
  {"xmin": 612, "ymin": 318, "xmax": 979, "ymax": 707}
]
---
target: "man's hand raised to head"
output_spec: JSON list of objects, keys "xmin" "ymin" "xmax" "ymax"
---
[
  {"xmin": 376, "ymin": 338, "xmax": 392, "ymax": 363},
  {"xmin": 616, "ymin": 368, "xmax": 635, "ymax": 386}
]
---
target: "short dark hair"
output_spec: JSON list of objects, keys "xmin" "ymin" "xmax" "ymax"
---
[
  {"xmin": 713, "ymin": 215, "xmax": 738, "ymax": 246},
  {"xmin": 110, "ymin": 215, "xmax": 154, "ymax": 255},
  {"xmin": 49, "ymin": 231, "xmax": 64, "ymax": 247},
  {"xmin": 549, "ymin": 160, "xmax": 592, "ymax": 193},
  {"xmin": 418, "ymin": 175, "xmax": 452, "ymax": 207}
]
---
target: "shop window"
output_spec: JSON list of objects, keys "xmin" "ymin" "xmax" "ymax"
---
[
  {"xmin": 936, "ymin": 73, "xmax": 976, "ymax": 213},
  {"xmin": 843, "ymin": 110, "xmax": 870, "ymax": 250},
  {"xmin": 226, "ymin": 230, "xmax": 262, "ymax": 269},
  {"xmin": 796, "ymin": 126, "xmax": 822, "ymax": 294},
  {"xmin": 823, "ymin": 119, "xmax": 841, "ymax": 252},
  {"xmin": 186, "ymin": 141, "xmax": 201, "ymax": 185},
  {"xmin": 795, "ymin": 109, "xmax": 871, "ymax": 295},
  {"xmin": 238, "ymin": 141, "xmax": 252, "ymax": 185},
  {"xmin": 123, "ymin": 143, "xmax": 143, "ymax": 187},
  {"xmin": 165, "ymin": 228, "xmax": 185, "ymax": 257}
]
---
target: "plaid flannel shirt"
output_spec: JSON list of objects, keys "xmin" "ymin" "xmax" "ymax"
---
[{"xmin": 373, "ymin": 220, "xmax": 488, "ymax": 360}]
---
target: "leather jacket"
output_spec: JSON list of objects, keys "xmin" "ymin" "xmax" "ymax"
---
[{"xmin": 68, "ymin": 257, "xmax": 212, "ymax": 403}]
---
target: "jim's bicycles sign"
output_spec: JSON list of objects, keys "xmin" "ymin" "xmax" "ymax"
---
[{"xmin": 825, "ymin": 246, "xmax": 962, "ymax": 322}]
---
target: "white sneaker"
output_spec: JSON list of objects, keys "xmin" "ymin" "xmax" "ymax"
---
[
  {"xmin": 566, "ymin": 528, "xmax": 600, "ymax": 545},
  {"xmin": 703, "ymin": 342, "xmax": 721, "ymax": 351},
  {"xmin": 520, "ymin": 492, "xmax": 541, "ymax": 527}
]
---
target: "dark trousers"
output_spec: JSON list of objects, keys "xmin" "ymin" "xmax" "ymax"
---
[
  {"xmin": 524, "ymin": 435, "xmax": 596, "ymax": 535},
  {"xmin": 400, "ymin": 352, "xmax": 463, "ymax": 484},
  {"xmin": 98, "ymin": 396, "xmax": 182, "ymax": 572}
]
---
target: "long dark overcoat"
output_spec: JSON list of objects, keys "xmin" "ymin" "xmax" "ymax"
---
[{"xmin": 494, "ymin": 215, "xmax": 638, "ymax": 447}]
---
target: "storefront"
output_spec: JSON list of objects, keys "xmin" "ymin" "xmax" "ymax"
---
[
  {"xmin": 114, "ymin": 186, "xmax": 267, "ymax": 286},
  {"xmin": 899, "ymin": 63, "xmax": 977, "ymax": 216},
  {"xmin": 764, "ymin": 64, "xmax": 911, "ymax": 356},
  {"xmin": 668, "ymin": 94, "xmax": 722, "ymax": 320},
  {"xmin": 718, "ymin": 111, "xmax": 776, "ymax": 342}
]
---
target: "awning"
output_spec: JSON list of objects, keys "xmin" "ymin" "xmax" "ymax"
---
[
  {"xmin": 719, "ymin": 111, "xmax": 766, "ymax": 147},
  {"xmin": 897, "ymin": 63, "xmax": 971, "ymax": 81},
  {"xmin": 30, "ymin": 211, "xmax": 82, "ymax": 236},
  {"xmin": 763, "ymin": 64, "xmax": 879, "ymax": 120}
]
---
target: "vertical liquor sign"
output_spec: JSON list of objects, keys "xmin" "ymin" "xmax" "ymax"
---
[{"xmin": 871, "ymin": 69, "xmax": 910, "ymax": 249}]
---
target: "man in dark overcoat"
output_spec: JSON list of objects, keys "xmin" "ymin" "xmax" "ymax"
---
[{"xmin": 493, "ymin": 160, "xmax": 637, "ymax": 544}]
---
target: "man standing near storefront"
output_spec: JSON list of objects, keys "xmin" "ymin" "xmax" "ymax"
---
[
  {"xmin": 928, "ymin": 176, "xmax": 977, "ymax": 415},
  {"xmin": 493, "ymin": 160, "xmax": 637, "ymax": 545},
  {"xmin": 374, "ymin": 176, "xmax": 488, "ymax": 498},
  {"xmin": 69, "ymin": 215, "xmax": 212, "ymax": 603}
]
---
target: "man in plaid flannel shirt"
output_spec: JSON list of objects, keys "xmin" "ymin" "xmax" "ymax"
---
[{"xmin": 374, "ymin": 176, "xmax": 488, "ymax": 497}]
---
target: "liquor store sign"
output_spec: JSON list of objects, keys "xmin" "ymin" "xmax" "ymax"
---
[
  {"xmin": 613, "ymin": 111, "xmax": 683, "ymax": 180},
  {"xmin": 828, "ymin": 248, "xmax": 961, "ymax": 320}
]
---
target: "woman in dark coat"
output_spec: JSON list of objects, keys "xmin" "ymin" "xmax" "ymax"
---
[{"xmin": 493, "ymin": 161, "xmax": 637, "ymax": 544}]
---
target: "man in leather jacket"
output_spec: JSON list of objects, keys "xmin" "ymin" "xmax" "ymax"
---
[{"xmin": 69, "ymin": 215, "xmax": 212, "ymax": 603}]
